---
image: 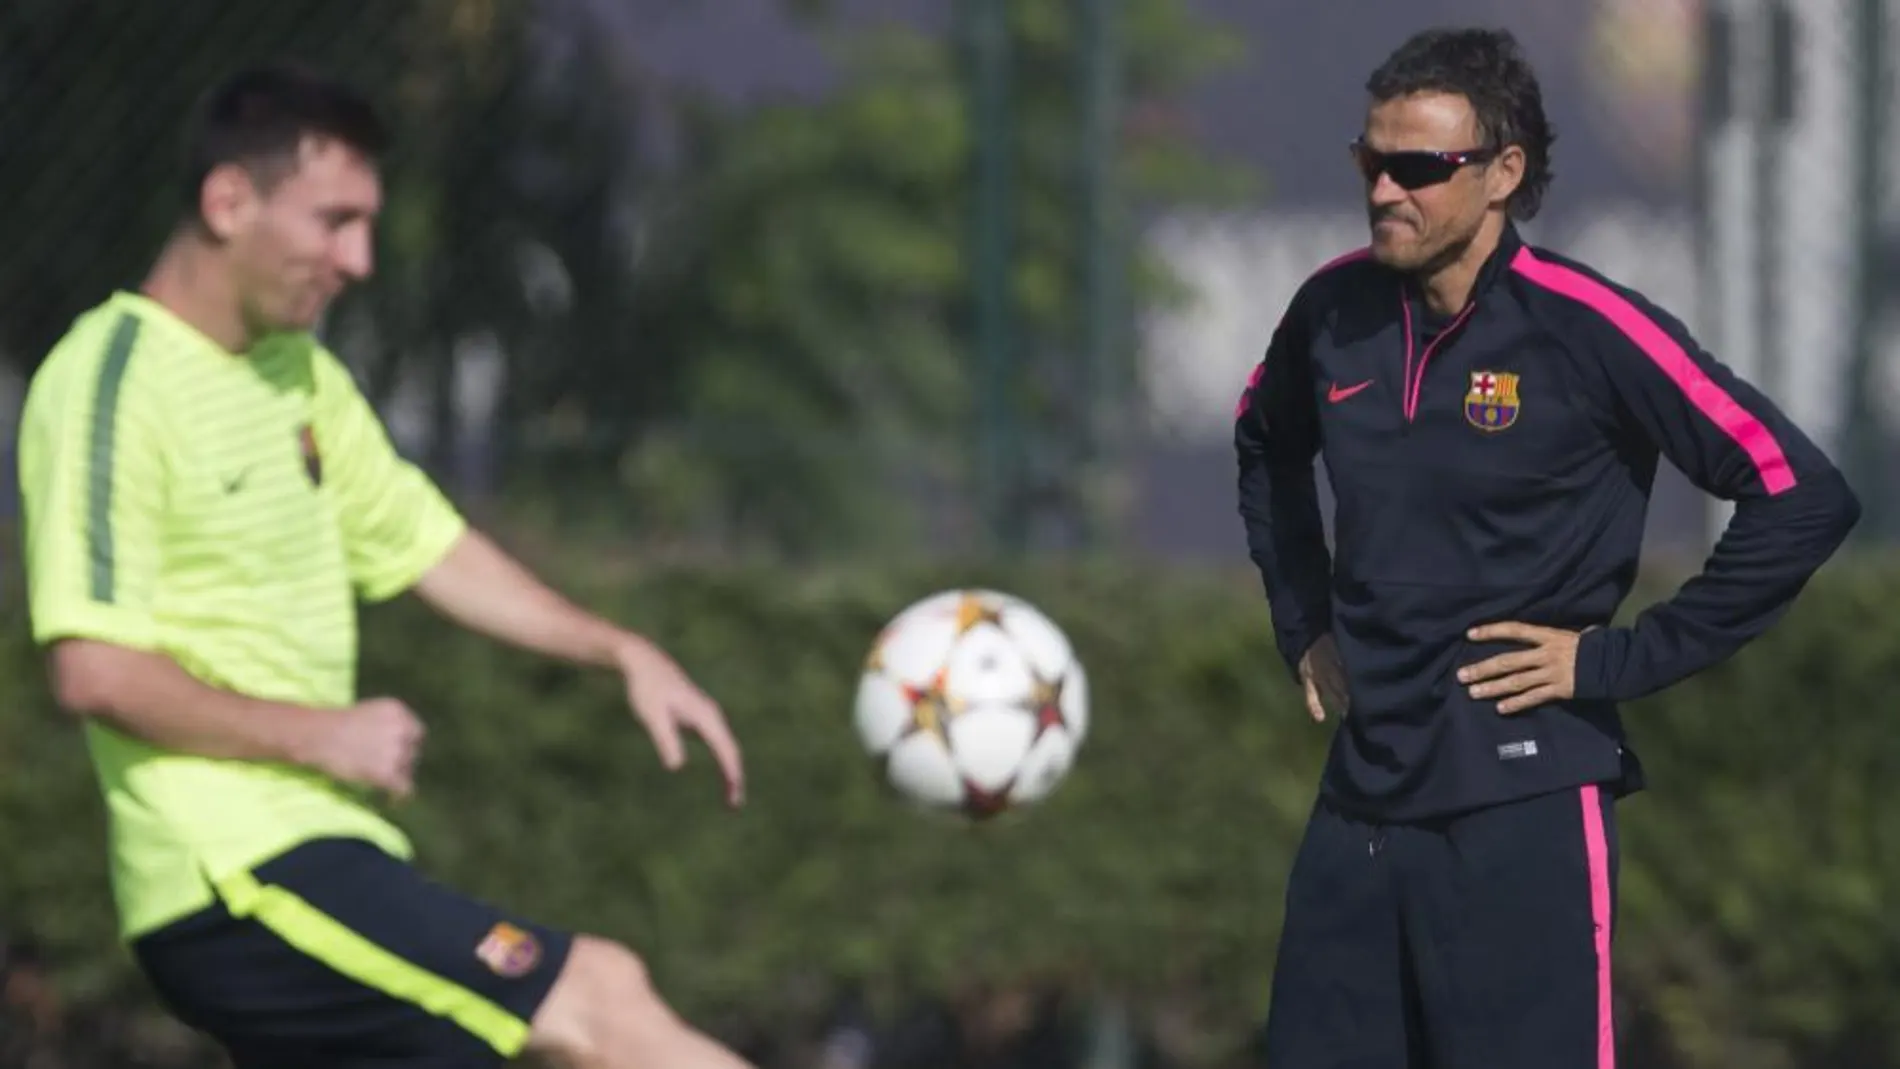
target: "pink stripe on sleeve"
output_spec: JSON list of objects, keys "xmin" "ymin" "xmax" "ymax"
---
[
  {"xmin": 1234, "ymin": 248, "xmax": 1373, "ymax": 421},
  {"xmin": 1511, "ymin": 248, "xmax": 1796, "ymax": 495},
  {"xmin": 1234, "ymin": 361, "xmax": 1265, "ymax": 420}
]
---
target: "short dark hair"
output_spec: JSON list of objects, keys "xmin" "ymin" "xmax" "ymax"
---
[
  {"xmin": 180, "ymin": 62, "xmax": 390, "ymax": 216},
  {"xmin": 1365, "ymin": 28, "xmax": 1555, "ymax": 220}
]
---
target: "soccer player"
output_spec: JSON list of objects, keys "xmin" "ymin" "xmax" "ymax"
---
[
  {"xmin": 1233, "ymin": 28, "xmax": 1860, "ymax": 1069},
  {"xmin": 17, "ymin": 63, "xmax": 757, "ymax": 1069}
]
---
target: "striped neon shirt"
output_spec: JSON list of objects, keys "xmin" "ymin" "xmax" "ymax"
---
[{"xmin": 17, "ymin": 291, "xmax": 467, "ymax": 939}]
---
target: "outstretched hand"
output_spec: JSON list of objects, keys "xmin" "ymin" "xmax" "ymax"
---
[
  {"xmin": 615, "ymin": 637, "xmax": 746, "ymax": 808},
  {"xmin": 1458, "ymin": 622, "xmax": 1586, "ymax": 715}
]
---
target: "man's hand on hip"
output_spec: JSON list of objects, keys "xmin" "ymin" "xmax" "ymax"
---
[
  {"xmin": 1299, "ymin": 633, "xmax": 1350, "ymax": 723},
  {"xmin": 1459, "ymin": 622, "xmax": 1586, "ymax": 715}
]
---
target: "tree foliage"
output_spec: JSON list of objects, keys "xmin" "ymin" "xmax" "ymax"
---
[
  {"xmin": 0, "ymin": 1, "xmax": 513, "ymax": 367},
  {"xmin": 2, "ymin": 558, "xmax": 1898, "ymax": 1068},
  {"xmin": 0, "ymin": 0, "xmax": 1256, "ymax": 554},
  {"xmin": 522, "ymin": 1, "xmax": 1255, "ymax": 554}
]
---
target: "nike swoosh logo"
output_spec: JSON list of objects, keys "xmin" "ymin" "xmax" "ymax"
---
[{"xmin": 1328, "ymin": 379, "xmax": 1373, "ymax": 403}]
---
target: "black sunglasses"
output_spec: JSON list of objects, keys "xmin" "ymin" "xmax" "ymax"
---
[{"xmin": 1349, "ymin": 138, "xmax": 1499, "ymax": 190}]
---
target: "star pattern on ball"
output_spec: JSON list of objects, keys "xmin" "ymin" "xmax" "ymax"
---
[
  {"xmin": 954, "ymin": 592, "xmax": 1005, "ymax": 635},
  {"xmin": 961, "ymin": 780, "xmax": 1013, "ymax": 820},
  {"xmin": 900, "ymin": 668, "xmax": 957, "ymax": 746},
  {"xmin": 1026, "ymin": 674, "xmax": 1068, "ymax": 739},
  {"xmin": 855, "ymin": 589, "xmax": 1086, "ymax": 822}
]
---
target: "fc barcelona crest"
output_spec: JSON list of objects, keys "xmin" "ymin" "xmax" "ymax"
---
[
  {"xmin": 298, "ymin": 423, "xmax": 323, "ymax": 486},
  {"xmin": 1464, "ymin": 370, "xmax": 1521, "ymax": 432},
  {"xmin": 475, "ymin": 921, "xmax": 541, "ymax": 977}
]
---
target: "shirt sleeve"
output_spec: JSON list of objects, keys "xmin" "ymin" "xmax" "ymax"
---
[
  {"xmin": 1556, "ymin": 274, "xmax": 1861, "ymax": 702},
  {"xmin": 18, "ymin": 319, "xmax": 168, "ymax": 651},
  {"xmin": 310, "ymin": 350, "xmax": 467, "ymax": 603},
  {"xmin": 1234, "ymin": 284, "xmax": 1335, "ymax": 680}
]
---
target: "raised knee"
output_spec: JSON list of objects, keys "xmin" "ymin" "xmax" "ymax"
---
[
  {"xmin": 531, "ymin": 935, "xmax": 677, "ymax": 1065},
  {"xmin": 578, "ymin": 936, "xmax": 655, "ymax": 1002}
]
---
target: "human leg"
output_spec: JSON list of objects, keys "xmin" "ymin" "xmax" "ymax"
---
[
  {"xmin": 522, "ymin": 935, "xmax": 756, "ymax": 1069},
  {"xmin": 134, "ymin": 836, "xmax": 575, "ymax": 1068},
  {"xmin": 1262, "ymin": 796, "xmax": 1424, "ymax": 1069},
  {"xmin": 1398, "ymin": 785, "xmax": 1618, "ymax": 1069}
]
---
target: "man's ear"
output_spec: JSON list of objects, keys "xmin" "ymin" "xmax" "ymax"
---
[
  {"xmin": 199, "ymin": 163, "xmax": 261, "ymax": 241},
  {"xmin": 1486, "ymin": 144, "xmax": 1526, "ymax": 209}
]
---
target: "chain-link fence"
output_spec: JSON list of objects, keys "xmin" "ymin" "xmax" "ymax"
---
[
  {"xmin": 5, "ymin": 1, "xmax": 1899, "ymax": 560},
  {"xmin": 1136, "ymin": 0, "xmax": 1900, "ymax": 557},
  {"xmin": 1691, "ymin": 0, "xmax": 1900, "ymax": 539},
  {"xmin": 0, "ymin": 0, "xmax": 1284, "ymax": 568},
  {"xmin": 1132, "ymin": 0, "xmax": 1717, "ymax": 557},
  {"xmin": 0, "ymin": 0, "xmax": 1116, "ymax": 564},
  {"xmin": 0, "ymin": 3, "xmax": 1249, "ymax": 1063},
  {"xmin": 7, "ymin": 4, "xmax": 1900, "ymax": 1068}
]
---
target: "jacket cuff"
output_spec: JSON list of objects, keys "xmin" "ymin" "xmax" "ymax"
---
[
  {"xmin": 1278, "ymin": 629, "xmax": 1315, "ymax": 684},
  {"xmin": 1572, "ymin": 626, "xmax": 1628, "ymax": 701}
]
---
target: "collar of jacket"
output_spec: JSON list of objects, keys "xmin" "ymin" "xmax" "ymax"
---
[{"xmin": 1396, "ymin": 218, "xmax": 1525, "ymax": 311}]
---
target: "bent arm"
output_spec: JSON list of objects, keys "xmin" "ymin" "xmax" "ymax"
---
[
  {"xmin": 13, "ymin": 342, "xmax": 339, "ymax": 764},
  {"xmin": 1577, "ymin": 476, "xmax": 1856, "ymax": 701},
  {"xmin": 1563, "ymin": 282, "xmax": 1860, "ymax": 700},
  {"xmin": 47, "ymin": 639, "xmax": 336, "ymax": 766},
  {"xmin": 411, "ymin": 528, "xmax": 634, "ymax": 669},
  {"xmin": 1234, "ymin": 293, "xmax": 1334, "ymax": 678},
  {"xmin": 313, "ymin": 353, "xmax": 651, "ymax": 675}
]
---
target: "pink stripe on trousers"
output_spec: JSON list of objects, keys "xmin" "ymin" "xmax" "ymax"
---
[{"xmin": 1579, "ymin": 784, "xmax": 1615, "ymax": 1069}]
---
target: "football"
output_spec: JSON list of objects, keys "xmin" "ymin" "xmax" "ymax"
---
[{"xmin": 853, "ymin": 588, "xmax": 1088, "ymax": 819}]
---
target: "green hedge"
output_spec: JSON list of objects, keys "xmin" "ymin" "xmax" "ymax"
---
[{"xmin": 3, "ymin": 558, "xmax": 1898, "ymax": 1067}]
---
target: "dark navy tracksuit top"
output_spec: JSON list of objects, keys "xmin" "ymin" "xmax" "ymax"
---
[{"xmin": 1234, "ymin": 223, "xmax": 1861, "ymax": 821}]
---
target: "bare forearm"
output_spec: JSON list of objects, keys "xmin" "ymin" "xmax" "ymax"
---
[
  {"xmin": 49, "ymin": 639, "xmax": 334, "ymax": 766},
  {"xmin": 412, "ymin": 529, "xmax": 630, "ymax": 669}
]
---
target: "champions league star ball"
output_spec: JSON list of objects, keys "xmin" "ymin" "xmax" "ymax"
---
[{"xmin": 853, "ymin": 589, "xmax": 1089, "ymax": 819}]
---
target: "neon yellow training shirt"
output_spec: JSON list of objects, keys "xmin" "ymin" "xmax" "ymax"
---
[{"xmin": 17, "ymin": 291, "xmax": 468, "ymax": 940}]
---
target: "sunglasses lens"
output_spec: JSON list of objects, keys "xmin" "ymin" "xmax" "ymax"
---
[
  {"xmin": 1385, "ymin": 154, "xmax": 1460, "ymax": 189},
  {"xmin": 1352, "ymin": 145, "xmax": 1465, "ymax": 190},
  {"xmin": 1350, "ymin": 144, "xmax": 1382, "ymax": 182}
]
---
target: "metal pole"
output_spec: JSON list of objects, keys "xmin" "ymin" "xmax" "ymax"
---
[
  {"xmin": 1695, "ymin": 3, "xmax": 1732, "ymax": 347},
  {"xmin": 1844, "ymin": 0, "xmax": 1888, "ymax": 540},
  {"xmin": 965, "ymin": 0, "xmax": 1020, "ymax": 551},
  {"xmin": 1757, "ymin": 1, "xmax": 1794, "ymax": 405},
  {"xmin": 1075, "ymin": 0, "xmax": 1117, "ymax": 550},
  {"xmin": 1697, "ymin": 0, "xmax": 1739, "ymax": 549}
]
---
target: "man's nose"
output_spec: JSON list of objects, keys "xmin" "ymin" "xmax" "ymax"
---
[
  {"xmin": 335, "ymin": 227, "xmax": 374, "ymax": 281},
  {"xmin": 1368, "ymin": 172, "xmax": 1410, "ymax": 208}
]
